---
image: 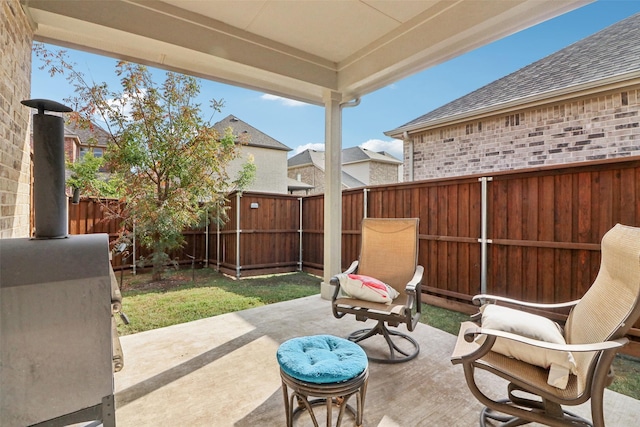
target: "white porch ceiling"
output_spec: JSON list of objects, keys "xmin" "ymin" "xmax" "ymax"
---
[{"xmin": 22, "ymin": 0, "xmax": 591, "ymax": 105}]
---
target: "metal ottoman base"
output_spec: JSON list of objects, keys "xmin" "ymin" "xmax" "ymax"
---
[{"xmin": 280, "ymin": 368, "xmax": 368, "ymax": 427}]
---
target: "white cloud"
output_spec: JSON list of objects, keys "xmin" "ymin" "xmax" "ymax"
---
[
  {"xmin": 261, "ymin": 93, "xmax": 307, "ymax": 107},
  {"xmin": 361, "ymin": 138, "xmax": 403, "ymax": 160},
  {"xmin": 291, "ymin": 142, "xmax": 325, "ymax": 155},
  {"xmin": 93, "ymin": 91, "xmax": 141, "ymax": 125}
]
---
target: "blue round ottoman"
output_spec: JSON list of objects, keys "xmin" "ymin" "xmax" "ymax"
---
[{"xmin": 277, "ymin": 335, "xmax": 369, "ymax": 427}]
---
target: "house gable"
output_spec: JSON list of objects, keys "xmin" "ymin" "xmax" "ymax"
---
[
  {"xmin": 386, "ymin": 13, "xmax": 640, "ymax": 181},
  {"xmin": 288, "ymin": 147, "xmax": 398, "ymax": 195},
  {"xmin": 213, "ymin": 114, "xmax": 292, "ymax": 193}
]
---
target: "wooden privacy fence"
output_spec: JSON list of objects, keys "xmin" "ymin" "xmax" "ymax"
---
[
  {"xmin": 214, "ymin": 192, "xmax": 301, "ymax": 277},
  {"xmin": 300, "ymin": 156, "xmax": 640, "ymax": 345},
  {"xmin": 68, "ymin": 156, "xmax": 640, "ymax": 343},
  {"xmin": 67, "ymin": 192, "xmax": 302, "ymax": 276}
]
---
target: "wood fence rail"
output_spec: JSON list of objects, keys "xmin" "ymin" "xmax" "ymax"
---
[{"xmin": 67, "ymin": 156, "xmax": 640, "ymax": 351}]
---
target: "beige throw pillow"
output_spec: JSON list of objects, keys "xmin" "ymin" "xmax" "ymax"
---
[{"xmin": 479, "ymin": 304, "xmax": 577, "ymax": 389}]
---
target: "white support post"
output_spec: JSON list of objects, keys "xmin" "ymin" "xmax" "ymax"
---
[{"xmin": 321, "ymin": 90, "xmax": 343, "ymax": 300}]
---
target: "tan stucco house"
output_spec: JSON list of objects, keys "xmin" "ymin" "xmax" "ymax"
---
[{"xmin": 213, "ymin": 115, "xmax": 292, "ymax": 194}]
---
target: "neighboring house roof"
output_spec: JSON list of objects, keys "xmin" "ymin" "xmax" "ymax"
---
[
  {"xmin": 65, "ymin": 121, "xmax": 111, "ymax": 147},
  {"xmin": 288, "ymin": 147, "xmax": 401, "ymax": 168},
  {"xmin": 286, "ymin": 177, "xmax": 314, "ymax": 192},
  {"xmin": 288, "ymin": 149, "xmax": 325, "ymax": 168},
  {"xmin": 213, "ymin": 114, "xmax": 292, "ymax": 152},
  {"xmin": 342, "ymin": 146, "xmax": 401, "ymax": 165},
  {"xmin": 287, "ymin": 148, "xmax": 372, "ymax": 190},
  {"xmin": 341, "ymin": 171, "xmax": 365, "ymax": 188},
  {"xmin": 387, "ymin": 12, "xmax": 640, "ymax": 135}
]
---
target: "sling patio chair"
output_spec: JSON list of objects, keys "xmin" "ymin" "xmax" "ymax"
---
[
  {"xmin": 331, "ymin": 217, "xmax": 423, "ymax": 363},
  {"xmin": 451, "ymin": 223, "xmax": 640, "ymax": 427}
]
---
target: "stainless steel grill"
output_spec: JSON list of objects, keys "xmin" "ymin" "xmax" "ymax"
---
[{"xmin": 0, "ymin": 100, "xmax": 119, "ymax": 427}]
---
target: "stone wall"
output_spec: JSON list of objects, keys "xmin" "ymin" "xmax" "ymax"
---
[
  {"xmin": 0, "ymin": 0, "xmax": 33, "ymax": 237},
  {"xmin": 369, "ymin": 162, "xmax": 399, "ymax": 186},
  {"xmin": 408, "ymin": 86, "xmax": 640, "ymax": 180},
  {"xmin": 228, "ymin": 145, "xmax": 290, "ymax": 194}
]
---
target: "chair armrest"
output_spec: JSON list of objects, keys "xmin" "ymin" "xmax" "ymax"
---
[
  {"xmin": 405, "ymin": 265, "xmax": 424, "ymax": 293},
  {"xmin": 343, "ymin": 260, "xmax": 359, "ymax": 275},
  {"xmin": 472, "ymin": 294, "xmax": 581, "ymax": 310},
  {"xmin": 463, "ymin": 326, "xmax": 629, "ymax": 353},
  {"xmin": 330, "ymin": 260, "xmax": 359, "ymax": 300}
]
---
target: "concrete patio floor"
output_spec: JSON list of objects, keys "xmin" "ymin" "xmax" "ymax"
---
[{"xmin": 114, "ymin": 295, "xmax": 640, "ymax": 426}]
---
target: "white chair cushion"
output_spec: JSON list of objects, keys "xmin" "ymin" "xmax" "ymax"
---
[
  {"xmin": 479, "ymin": 304, "xmax": 577, "ymax": 389},
  {"xmin": 337, "ymin": 273, "xmax": 399, "ymax": 304}
]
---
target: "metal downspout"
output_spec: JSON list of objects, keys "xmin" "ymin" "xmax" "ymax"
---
[{"xmin": 404, "ymin": 131, "xmax": 413, "ymax": 181}]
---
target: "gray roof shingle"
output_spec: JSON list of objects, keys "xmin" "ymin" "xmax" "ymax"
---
[
  {"xmin": 341, "ymin": 171, "xmax": 365, "ymax": 188},
  {"xmin": 390, "ymin": 12, "xmax": 640, "ymax": 132},
  {"xmin": 213, "ymin": 115, "xmax": 292, "ymax": 151},
  {"xmin": 64, "ymin": 121, "xmax": 111, "ymax": 147},
  {"xmin": 289, "ymin": 147, "xmax": 401, "ymax": 168},
  {"xmin": 342, "ymin": 146, "xmax": 401, "ymax": 164},
  {"xmin": 288, "ymin": 149, "xmax": 324, "ymax": 168}
]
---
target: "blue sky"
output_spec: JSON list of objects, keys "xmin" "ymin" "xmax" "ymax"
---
[{"xmin": 31, "ymin": 0, "xmax": 640, "ymax": 160}]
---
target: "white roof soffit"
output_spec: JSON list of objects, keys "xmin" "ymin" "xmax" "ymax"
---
[{"xmin": 22, "ymin": 0, "xmax": 592, "ymax": 106}]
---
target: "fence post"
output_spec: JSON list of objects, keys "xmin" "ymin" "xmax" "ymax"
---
[
  {"xmin": 298, "ymin": 197, "xmax": 303, "ymax": 271},
  {"xmin": 204, "ymin": 208, "xmax": 209, "ymax": 268},
  {"xmin": 236, "ymin": 192, "xmax": 241, "ymax": 278},
  {"xmin": 216, "ymin": 209, "xmax": 220, "ymax": 272},
  {"xmin": 363, "ymin": 188, "xmax": 368, "ymax": 219},
  {"xmin": 132, "ymin": 219, "xmax": 136, "ymax": 275},
  {"xmin": 478, "ymin": 176, "xmax": 493, "ymax": 294}
]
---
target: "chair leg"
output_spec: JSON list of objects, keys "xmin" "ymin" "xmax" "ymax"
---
[
  {"xmin": 480, "ymin": 406, "xmax": 531, "ymax": 427},
  {"xmin": 479, "ymin": 399, "xmax": 593, "ymax": 427},
  {"xmin": 348, "ymin": 320, "xmax": 419, "ymax": 363},
  {"xmin": 590, "ymin": 389, "xmax": 605, "ymax": 427},
  {"xmin": 463, "ymin": 364, "xmax": 594, "ymax": 427}
]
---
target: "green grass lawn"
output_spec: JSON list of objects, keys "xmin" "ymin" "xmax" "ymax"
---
[
  {"xmin": 117, "ymin": 268, "xmax": 320, "ymax": 335},
  {"xmin": 116, "ymin": 267, "xmax": 639, "ymax": 400}
]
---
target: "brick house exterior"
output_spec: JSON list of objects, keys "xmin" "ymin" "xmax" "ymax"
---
[
  {"xmin": 386, "ymin": 13, "xmax": 640, "ymax": 181},
  {"xmin": 0, "ymin": 0, "xmax": 32, "ymax": 238},
  {"xmin": 63, "ymin": 122, "xmax": 111, "ymax": 164}
]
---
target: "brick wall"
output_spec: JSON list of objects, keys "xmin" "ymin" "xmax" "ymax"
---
[
  {"xmin": 1, "ymin": 0, "xmax": 33, "ymax": 238},
  {"xmin": 288, "ymin": 165, "xmax": 326, "ymax": 195},
  {"xmin": 408, "ymin": 86, "xmax": 640, "ymax": 180}
]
